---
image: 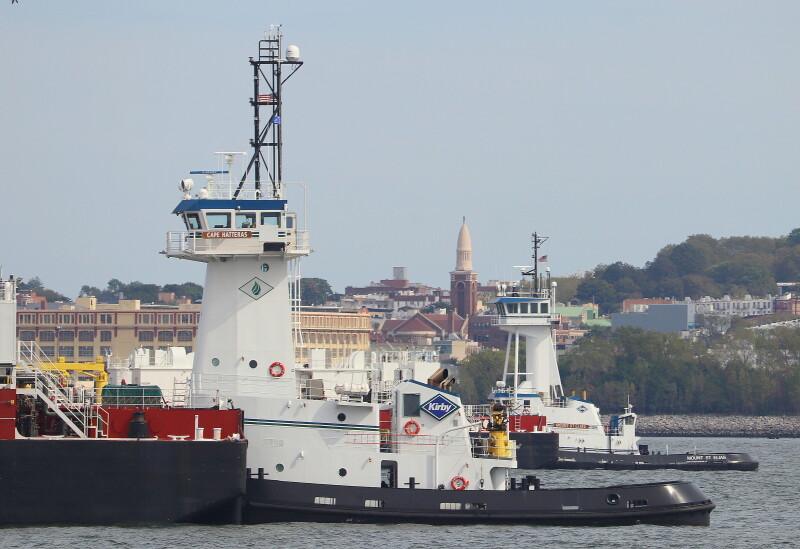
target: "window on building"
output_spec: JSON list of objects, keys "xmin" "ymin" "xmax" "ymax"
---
[
  {"xmin": 40, "ymin": 331, "xmax": 55, "ymax": 342},
  {"xmin": 139, "ymin": 331, "xmax": 154, "ymax": 342},
  {"xmin": 206, "ymin": 212, "xmax": 231, "ymax": 229},
  {"xmin": 19, "ymin": 330, "xmax": 35, "ymax": 341},
  {"xmin": 99, "ymin": 314, "xmax": 113, "ymax": 324},
  {"xmin": 78, "ymin": 314, "xmax": 94, "ymax": 324},
  {"xmin": 59, "ymin": 331, "xmax": 75, "ymax": 342},
  {"xmin": 60, "ymin": 346, "xmax": 74, "ymax": 357},
  {"xmin": 100, "ymin": 346, "xmax": 111, "ymax": 356},
  {"xmin": 139, "ymin": 314, "xmax": 153, "ymax": 324},
  {"xmin": 78, "ymin": 346, "xmax": 94, "ymax": 358},
  {"xmin": 58, "ymin": 314, "xmax": 74, "ymax": 324},
  {"xmin": 158, "ymin": 313, "xmax": 172, "ymax": 324},
  {"xmin": 20, "ymin": 313, "xmax": 34, "ymax": 324},
  {"xmin": 40, "ymin": 346, "xmax": 55, "ymax": 357},
  {"xmin": 177, "ymin": 330, "xmax": 193, "ymax": 342},
  {"xmin": 78, "ymin": 331, "xmax": 94, "ymax": 342},
  {"xmin": 178, "ymin": 314, "xmax": 193, "ymax": 324},
  {"xmin": 40, "ymin": 314, "xmax": 55, "ymax": 324},
  {"xmin": 158, "ymin": 331, "xmax": 174, "ymax": 342},
  {"xmin": 100, "ymin": 330, "xmax": 112, "ymax": 342}
]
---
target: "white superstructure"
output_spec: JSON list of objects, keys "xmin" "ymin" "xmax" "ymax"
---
[
  {"xmin": 164, "ymin": 28, "xmax": 514, "ymax": 493},
  {"xmin": 485, "ymin": 234, "xmax": 639, "ymax": 454}
]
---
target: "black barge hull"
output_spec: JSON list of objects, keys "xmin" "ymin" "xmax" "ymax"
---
[
  {"xmin": 244, "ymin": 478, "xmax": 714, "ymax": 526},
  {"xmin": 0, "ymin": 438, "xmax": 247, "ymax": 526}
]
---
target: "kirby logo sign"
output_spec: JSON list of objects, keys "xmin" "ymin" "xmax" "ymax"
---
[{"xmin": 421, "ymin": 394, "xmax": 459, "ymax": 421}]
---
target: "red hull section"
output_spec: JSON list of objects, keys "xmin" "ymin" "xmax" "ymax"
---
[
  {"xmin": 0, "ymin": 388, "xmax": 16, "ymax": 439},
  {"xmin": 103, "ymin": 407, "xmax": 244, "ymax": 439}
]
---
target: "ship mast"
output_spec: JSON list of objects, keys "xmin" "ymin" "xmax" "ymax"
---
[
  {"xmin": 234, "ymin": 25, "xmax": 303, "ymax": 200},
  {"xmin": 523, "ymin": 232, "xmax": 548, "ymax": 295}
]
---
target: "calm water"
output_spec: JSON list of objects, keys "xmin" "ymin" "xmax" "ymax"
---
[{"xmin": 2, "ymin": 437, "xmax": 795, "ymax": 548}]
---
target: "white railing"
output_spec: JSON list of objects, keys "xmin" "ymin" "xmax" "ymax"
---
[{"xmin": 165, "ymin": 229, "xmax": 310, "ymax": 256}]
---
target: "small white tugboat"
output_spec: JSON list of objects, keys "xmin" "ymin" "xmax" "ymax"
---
[
  {"xmin": 165, "ymin": 28, "xmax": 716, "ymax": 525},
  {"xmin": 475, "ymin": 234, "xmax": 757, "ymax": 471}
]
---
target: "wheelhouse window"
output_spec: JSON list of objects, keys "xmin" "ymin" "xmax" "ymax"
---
[
  {"xmin": 541, "ymin": 303, "xmax": 548, "ymax": 313},
  {"xmin": 206, "ymin": 212, "xmax": 231, "ymax": 229},
  {"xmin": 286, "ymin": 215, "xmax": 294, "ymax": 228},
  {"xmin": 260, "ymin": 212, "xmax": 281, "ymax": 227},
  {"xmin": 184, "ymin": 213, "xmax": 201, "ymax": 230},
  {"xmin": 236, "ymin": 213, "xmax": 256, "ymax": 228}
]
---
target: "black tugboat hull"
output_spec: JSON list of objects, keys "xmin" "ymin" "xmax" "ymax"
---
[
  {"xmin": 0, "ymin": 438, "xmax": 247, "ymax": 526},
  {"xmin": 544, "ymin": 449, "xmax": 759, "ymax": 471},
  {"xmin": 244, "ymin": 478, "xmax": 714, "ymax": 526},
  {"xmin": 509, "ymin": 432, "xmax": 758, "ymax": 471}
]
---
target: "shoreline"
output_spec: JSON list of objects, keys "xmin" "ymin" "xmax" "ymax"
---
[{"xmin": 622, "ymin": 414, "xmax": 800, "ymax": 438}]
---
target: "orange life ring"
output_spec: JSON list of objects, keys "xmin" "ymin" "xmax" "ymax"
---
[
  {"xmin": 404, "ymin": 420, "xmax": 421, "ymax": 435},
  {"xmin": 451, "ymin": 475, "xmax": 468, "ymax": 490},
  {"xmin": 269, "ymin": 362, "xmax": 285, "ymax": 377}
]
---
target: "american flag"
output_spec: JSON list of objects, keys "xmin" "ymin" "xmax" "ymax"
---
[
  {"xmin": 539, "ymin": 255, "xmax": 548, "ymax": 262},
  {"xmin": 258, "ymin": 94, "xmax": 277, "ymax": 103}
]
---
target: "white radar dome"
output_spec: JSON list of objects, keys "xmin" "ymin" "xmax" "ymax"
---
[
  {"xmin": 179, "ymin": 178, "xmax": 194, "ymax": 192},
  {"xmin": 286, "ymin": 45, "xmax": 300, "ymax": 62}
]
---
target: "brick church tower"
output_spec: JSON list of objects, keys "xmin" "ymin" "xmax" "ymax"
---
[{"xmin": 450, "ymin": 218, "xmax": 478, "ymax": 318}]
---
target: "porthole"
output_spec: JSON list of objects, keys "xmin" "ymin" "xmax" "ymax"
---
[
  {"xmin": 276, "ymin": 463, "xmax": 284, "ymax": 472},
  {"xmin": 249, "ymin": 360, "xmax": 258, "ymax": 369},
  {"xmin": 211, "ymin": 358, "xmax": 220, "ymax": 367},
  {"xmin": 338, "ymin": 468, "xmax": 347, "ymax": 477},
  {"xmin": 337, "ymin": 413, "xmax": 346, "ymax": 422},
  {"xmin": 606, "ymin": 493, "xmax": 620, "ymax": 505}
]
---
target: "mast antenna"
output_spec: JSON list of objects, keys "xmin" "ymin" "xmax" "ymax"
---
[{"xmin": 234, "ymin": 25, "xmax": 303, "ymax": 200}]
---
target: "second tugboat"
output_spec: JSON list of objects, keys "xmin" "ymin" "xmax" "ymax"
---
[
  {"xmin": 165, "ymin": 28, "xmax": 716, "ymax": 525},
  {"xmin": 475, "ymin": 233, "xmax": 758, "ymax": 471}
]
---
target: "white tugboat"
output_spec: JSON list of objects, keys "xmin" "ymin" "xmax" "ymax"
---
[
  {"xmin": 477, "ymin": 234, "xmax": 757, "ymax": 471},
  {"xmin": 165, "ymin": 28, "xmax": 717, "ymax": 524}
]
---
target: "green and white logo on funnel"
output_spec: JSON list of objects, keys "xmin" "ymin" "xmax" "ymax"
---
[{"xmin": 240, "ymin": 277, "xmax": 273, "ymax": 300}]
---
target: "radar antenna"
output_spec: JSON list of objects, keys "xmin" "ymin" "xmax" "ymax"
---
[{"xmin": 234, "ymin": 25, "xmax": 303, "ymax": 200}]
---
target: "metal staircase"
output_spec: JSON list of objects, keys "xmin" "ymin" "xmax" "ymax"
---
[{"xmin": 16, "ymin": 342, "xmax": 105, "ymax": 438}]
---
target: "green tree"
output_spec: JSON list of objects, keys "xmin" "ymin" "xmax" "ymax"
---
[
  {"xmin": 575, "ymin": 278, "xmax": 617, "ymax": 314},
  {"xmin": 299, "ymin": 278, "xmax": 336, "ymax": 306},
  {"xmin": 421, "ymin": 301, "xmax": 451, "ymax": 313},
  {"xmin": 456, "ymin": 350, "xmax": 508, "ymax": 404},
  {"xmin": 18, "ymin": 276, "xmax": 71, "ymax": 302},
  {"xmin": 162, "ymin": 282, "xmax": 204, "ymax": 302}
]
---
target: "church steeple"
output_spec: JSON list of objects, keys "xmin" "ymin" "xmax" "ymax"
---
[
  {"xmin": 450, "ymin": 217, "xmax": 478, "ymax": 318},
  {"xmin": 455, "ymin": 217, "xmax": 473, "ymax": 271}
]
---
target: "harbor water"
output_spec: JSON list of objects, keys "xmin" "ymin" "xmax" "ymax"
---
[{"xmin": 3, "ymin": 436, "xmax": 795, "ymax": 548}]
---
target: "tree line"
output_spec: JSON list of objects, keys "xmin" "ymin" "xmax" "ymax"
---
[
  {"xmin": 575, "ymin": 229, "xmax": 800, "ymax": 314},
  {"xmin": 455, "ymin": 324, "xmax": 800, "ymax": 415}
]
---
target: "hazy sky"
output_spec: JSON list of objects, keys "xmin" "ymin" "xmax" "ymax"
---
[{"xmin": 2, "ymin": 1, "xmax": 799, "ymax": 297}]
